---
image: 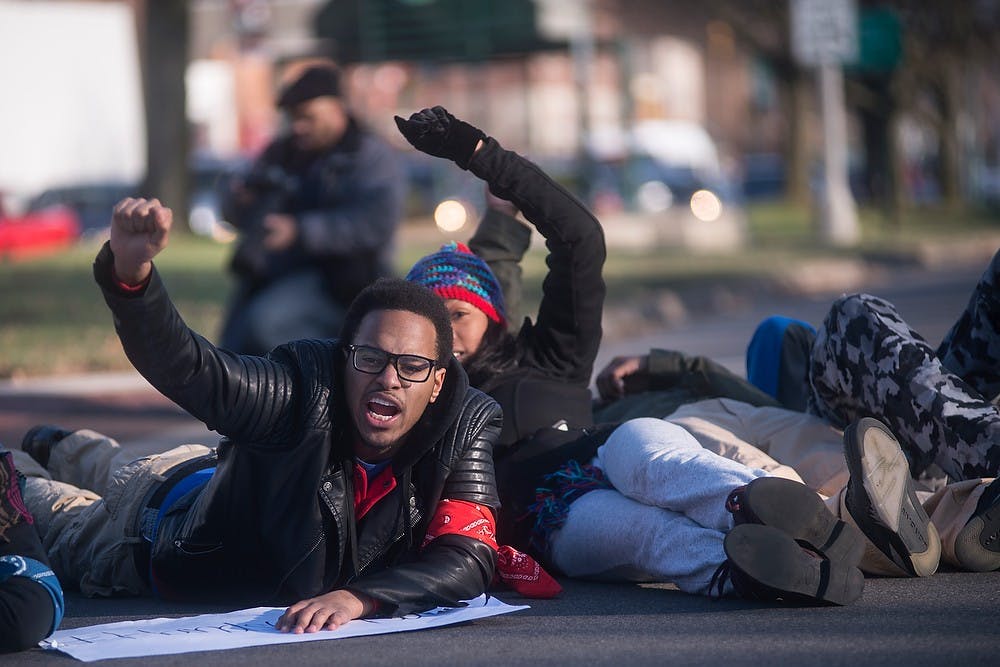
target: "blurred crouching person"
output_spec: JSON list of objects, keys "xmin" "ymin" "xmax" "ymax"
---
[{"xmin": 220, "ymin": 64, "xmax": 405, "ymax": 355}]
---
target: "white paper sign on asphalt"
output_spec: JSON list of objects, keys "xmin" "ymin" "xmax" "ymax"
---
[{"xmin": 40, "ymin": 594, "xmax": 529, "ymax": 662}]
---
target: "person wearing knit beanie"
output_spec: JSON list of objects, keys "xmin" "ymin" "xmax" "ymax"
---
[
  {"xmin": 405, "ymin": 241, "xmax": 509, "ymax": 365},
  {"xmin": 406, "ymin": 242, "xmax": 507, "ymax": 326}
]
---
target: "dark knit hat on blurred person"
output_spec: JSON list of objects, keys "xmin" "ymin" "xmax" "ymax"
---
[
  {"xmin": 406, "ymin": 242, "xmax": 506, "ymax": 325},
  {"xmin": 277, "ymin": 65, "xmax": 341, "ymax": 108}
]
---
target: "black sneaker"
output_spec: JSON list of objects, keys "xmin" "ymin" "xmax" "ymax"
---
[
  {"xmin": 726, "ymin": 476, "xmax": 864, "ymax": 566},
  {"xmin": 20, "ymin": 424, "xmax": 73, "ymax": 469},
  {"xmin": 843, "ymin": 417, "xmax": 941, "ymax": 577},
  {"xmin": 954, "ymin": 477, "xmax": 1000, "ymax": 572},
  {"xmin": 713, "ymin": 524, "xmax": 864, "ymax": 605}
]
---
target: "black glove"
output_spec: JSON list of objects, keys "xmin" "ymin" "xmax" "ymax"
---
[{"xmin": 394, "ymin": 106, "xmax": 486, "ymax": 170}]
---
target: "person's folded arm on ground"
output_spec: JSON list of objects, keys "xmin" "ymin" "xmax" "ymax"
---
[
  {"xmin": 0, "ymin": 453, "xmax": 64, "ymax": 653},
  {"xmin": 595, "ymin": 349, "xmax": 781, "ymax": 408},
  {"xmin": 0, "ymin": 578, "xmax": 55, "ymax": 652}
]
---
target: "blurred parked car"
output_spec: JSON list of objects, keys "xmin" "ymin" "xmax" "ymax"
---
[
  {"xmin": 586, "ymin": 120, "xmax": 742, "ymax": 215},
  {"xmin": 741, "ymin": 152, "xmax": 787, "ymax": 201},
  {"xmin": 0, "ymin": 193, "xmax": 81, "ymax": 259},
  {"xmin": 582, "ymin": 120, "xmax": 747, "ymax": 250},
  {"xmin": 21, "ymin": 156, "xmax": 245, "ymax": 243},
  {"xmin": 26, "ymin": 182, "xmax": 136, "ymax": 240}
]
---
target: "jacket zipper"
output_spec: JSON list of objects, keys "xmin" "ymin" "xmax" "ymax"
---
[
  {"xmin": 172, "ymin": 540, "xmax": 224, "ymax": 555},
  {"xmin": 271, "ymin": 529, "xmax": 325, "ymax": 598},
  {"xmin": 351, "ymin": 529, "xmax": 406, "ymax": 581}
]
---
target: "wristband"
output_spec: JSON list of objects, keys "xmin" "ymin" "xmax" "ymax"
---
[{"xmin": 111, "ymin": 268, "xmax": 150, "ymax": 293}]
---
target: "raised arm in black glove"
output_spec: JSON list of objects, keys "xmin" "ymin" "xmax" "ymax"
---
[{"xmin": 394, "ymin": 106, "xmax": 486, "ymax": 170}]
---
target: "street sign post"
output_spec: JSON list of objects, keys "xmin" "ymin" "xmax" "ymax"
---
[
  {"xmin": 791, "ymin": 0, "xmax": 860, "ymax": 246},
  {"xmin": 791, "ymin": 0, "xmax": 858, "ymax": 66}
]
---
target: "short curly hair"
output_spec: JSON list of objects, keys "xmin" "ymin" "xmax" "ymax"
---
[{"xmin": 338, "ymin": 277, "xmax": 453, "ymax": 366}]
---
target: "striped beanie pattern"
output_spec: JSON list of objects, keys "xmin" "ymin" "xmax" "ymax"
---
[{"xmin": 405, "ymin": 242, "xmax": 506, "ymax": 325}]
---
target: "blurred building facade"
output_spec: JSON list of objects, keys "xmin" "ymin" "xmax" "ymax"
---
[
  {"xmin": 2, "ymin": 0, "xmax": 998, "ymax": 220},
  {"xmin": 186, "ymin": 0, "xmax": 765, "ymax": 163},
  {"xmin": 183, "ymin": 0, "xmax": 1000, "ymax": 215}
]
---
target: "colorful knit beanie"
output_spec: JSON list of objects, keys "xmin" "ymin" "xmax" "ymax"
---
[{"xmin": 405, "ymin": 242, "xmax": 506, "ymax": 325}]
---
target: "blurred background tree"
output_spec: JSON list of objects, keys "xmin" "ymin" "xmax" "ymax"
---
[
  {"xmin": 656, "ymin": 0, "xmax": 999, "ymax": 220},
  {"xmin": 885, "ymin": 0, "xmax": 1000, "ymax": 212},
  {"xmin": 138, "ymin": 0, "xmax": 191, "ymax": 228}
]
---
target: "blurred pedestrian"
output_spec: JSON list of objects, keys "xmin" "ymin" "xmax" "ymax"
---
[{"xmin": 220, "ymin": 64, "xmax": 405, "ymax": 355}]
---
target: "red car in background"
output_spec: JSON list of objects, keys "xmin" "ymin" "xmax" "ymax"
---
[{"xmin": 0, "ymin": 194, "xmax": 81, "ymax": 260}]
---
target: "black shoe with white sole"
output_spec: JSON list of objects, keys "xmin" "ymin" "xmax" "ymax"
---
[
  {"xmin": 843, "ymin": 417, "xmax": 941, "ymax": 577},
  {"xmin": 726, "ymin": 476, "xmax": 865, "ymax": 567},
  {"xmin": 714, "ymin": 524, "xmax": 864, "ymax": 605},
  {"xmin": 954, "ymin": 477, "xmax": 1000, "ymax": 572}
]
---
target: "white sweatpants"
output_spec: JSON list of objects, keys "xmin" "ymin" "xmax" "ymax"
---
[{"xmin": 548, "ymin": 418, "xmax": 772, "ymax": 595}]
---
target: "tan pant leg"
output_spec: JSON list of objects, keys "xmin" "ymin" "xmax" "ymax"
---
[
  {"xmin": 20, "ymin": 444, "xmax": 212, "ymax": 597},
  {"xmin": 44, "ymin": 429, "xmax": 137, "ymax": 496},
  {"xmin": 668, "ymin": 398, "xmax": 848, "ymax": 496},
  {"xmin": 8, "ymin": 449, "xmax": 51, "ymax": 480}
]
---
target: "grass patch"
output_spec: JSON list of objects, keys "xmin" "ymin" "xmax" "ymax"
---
[{"xmin": 0, "ymin": 236, "xmax": 230, "ymax": 378}]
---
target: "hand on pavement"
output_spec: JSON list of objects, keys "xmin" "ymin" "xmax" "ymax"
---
[{"xmin": 109, "ymin": 197, "xmax": 172, "ymax": 286}]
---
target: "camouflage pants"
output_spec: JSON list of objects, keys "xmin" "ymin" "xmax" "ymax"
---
[{"xmin": 808, "ymin": 250, "xmax": 1000, "ymax": 481}]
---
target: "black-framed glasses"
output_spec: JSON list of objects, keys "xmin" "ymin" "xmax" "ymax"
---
[{"xmin": 346, "ymin": 344, "xmax": 438, "ymax": 383}]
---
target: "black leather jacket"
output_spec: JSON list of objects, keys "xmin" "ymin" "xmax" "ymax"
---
[{"xmin": 94, "ymin": 244, "xmax": 501, "ymax": 614}]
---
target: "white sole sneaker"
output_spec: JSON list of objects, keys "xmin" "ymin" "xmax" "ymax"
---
[{"xmin": 843, "ymin": 417, "xmax": 941, "ymax": 577}]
